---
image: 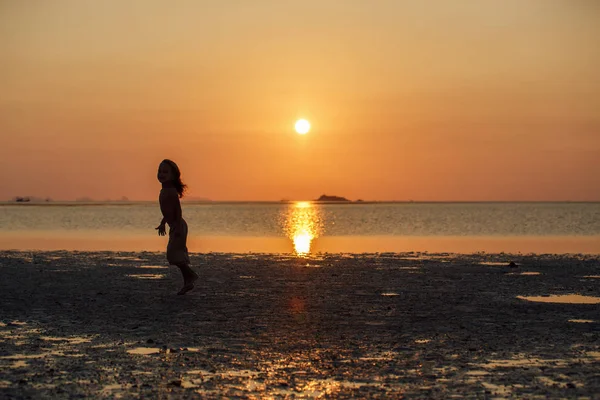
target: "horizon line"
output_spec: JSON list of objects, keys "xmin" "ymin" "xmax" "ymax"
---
[{"xmin": 2, "ymin": 199, "xmax": 599, "ymax": 204}]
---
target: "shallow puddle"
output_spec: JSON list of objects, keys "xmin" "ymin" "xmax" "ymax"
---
[
  {"xmin": 517, "ymin": 294, "xmax": 600, "ymax": 304},
  {"xmin": 480, "ymin": 261, "xmax": 513, "ymax": 266},
  {"xmin": 186, "ymin": 369, "xmax": 216, "ymax": 376},
  {"xmin": 537, "ymin": 375, "xmax": 581, "ymax": 389},
  {"xmin": 0, "ymin": 351, "xmax": 66, "ymax": 360},
  {"xmin": 10, "ymin": 360, "xmax": 28, "ymax": 369},
  {"xmin": 480, "ymin": 381, "xmax": 513, "ymax": 397},
  {"xmin": 127, "ymin": 347, "xmax": 161, "ymax": 355},
  {"xmin": 480, "ymin": 358, "xmax": 569, "ymax": 368},
  {"xmin": 271, "ymin": 378, "xmax": 377, "ymax": 397},
  {"xmin": 31, "ymin": 383, "xmax": 57, "ymax": 390},
  {"xmin": 41, "ymin": 336, "xmax": 91, "ymax": 344},
  {"xmin": 131, "ymin": 371, "xmax": 153, "ymax": 376},
  {"xmin": 126, "ymin": 274, "xmax": 165, "ymax": 280},
  {"xmin": 359, "ymin": 351, "xmax": 395, "ymax": 361},
  {"xmin": 223, "ymin": 369, "xmax": 259, "ymax": 378},
  {"xmin": 508, "ymin": 271, "xmax": 540, "ymax": 276},
  {"xmin": 101, "ymin": 383, "xmax": 132, "ymax": 396},
  {"xmin": 180, "ymin": 379, "xmax": 200, "ymax": 389},
  {"xmin": 466, "ymin": 370, "xmax": 489, "ymax": 376},
  {"xmin": 587, "ymin": 352, "xmax": 600, "ymax": 359}
]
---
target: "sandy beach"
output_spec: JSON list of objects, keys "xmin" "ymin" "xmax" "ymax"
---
[{"xmin": 0, "ymin": 251, "xmax": 598, "ymax": 399}]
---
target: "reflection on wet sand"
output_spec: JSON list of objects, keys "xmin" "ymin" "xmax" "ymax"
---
[
  {"xmin": 2, "ymin": 232, "xmax": 599, "ymax": 254},
  {"xmin": 517, "ymin": 294, "xmax": 600, "ymax": 304},
  {"xmin": 126, "ymin": 274, "xmax": 165, "ymax": 280},
  {"xmin": 282, "ymin": 202, "xmax": 324, "ymax": 256},
  {"xmin": 127, "ymin": 347, "xmax": 161, "ymax": 355},
  {"xmin": 10, "ymin": 361, "xmax": 27, "ymax": 369}
]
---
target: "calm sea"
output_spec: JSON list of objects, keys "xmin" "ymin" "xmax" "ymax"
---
[{"xmin": 0, "ymin": 202, "xmax": 599, "ymax": 254}]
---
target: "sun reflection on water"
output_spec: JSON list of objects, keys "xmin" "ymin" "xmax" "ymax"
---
[{"xmin": 283, "ymin": 202, "xmax": 324, "ymax": 256}]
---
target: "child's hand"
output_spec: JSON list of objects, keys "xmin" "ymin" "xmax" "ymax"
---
[{"xmin": 156, "ymin": 224, "xmax": 166, "ymax": 236}]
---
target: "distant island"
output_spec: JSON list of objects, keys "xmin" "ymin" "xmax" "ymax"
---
[
  {"xmin": 315, "ymin": 194, "xmax": 350, "ymax": 202},
  {"xmin": 8, "ymin": 196, "xmax": 134, "ymax": 203},
  {"xmin": 12, "ymin": 196, "xmax": 52, "ymax": 203}
]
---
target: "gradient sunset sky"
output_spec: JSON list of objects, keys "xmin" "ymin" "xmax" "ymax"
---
[{"xmin": 1, "ymin": 0, "xmax": 599, "ymax": 201}]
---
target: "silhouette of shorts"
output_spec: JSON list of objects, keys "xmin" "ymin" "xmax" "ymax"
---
[{"xmin": 167, "ymin": 219, "xmax": 190, "ymax": 265}]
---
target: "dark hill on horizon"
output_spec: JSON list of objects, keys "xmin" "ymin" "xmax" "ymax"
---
[{"xmin": 315, "ymin": 194, "xmax": 350, "ymax": 202}]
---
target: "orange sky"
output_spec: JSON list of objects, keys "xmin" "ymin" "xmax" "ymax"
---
[{"xmin": 1, "ymin": 0, "xmax": 599, "ymax": 201}]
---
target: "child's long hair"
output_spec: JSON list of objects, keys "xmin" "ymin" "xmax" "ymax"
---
[{"xmin": 161, "ymin": 159, "xmax": 187, "ymax": 198}]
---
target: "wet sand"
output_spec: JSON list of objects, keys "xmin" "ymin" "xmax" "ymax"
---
[{"xmin": 0, "ymin": 251, "xmax": 598, "ymax": 398}]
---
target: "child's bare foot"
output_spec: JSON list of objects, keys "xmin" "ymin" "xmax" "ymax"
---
[
  {"xmin": 177, "ymin": 273, "xmax": 198, "ymax": 295},
  {"xmin": 177, "ymin": 284, "xmax": 194, "ymax": 295}
]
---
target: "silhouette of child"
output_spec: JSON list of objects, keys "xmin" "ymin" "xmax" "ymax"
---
[{"xmin": 156, "ymin": 159, "xmax": 198, "ymax": 295}]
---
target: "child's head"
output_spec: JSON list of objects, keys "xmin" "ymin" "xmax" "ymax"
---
[{"xmin": 157, "ymin": 159, "xmax": 187, "ymax": 198}]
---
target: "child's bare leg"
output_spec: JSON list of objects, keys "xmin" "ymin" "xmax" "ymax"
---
[{"xmin": 175, "ymin": 263, "xmax": 198, "ymax": 295}]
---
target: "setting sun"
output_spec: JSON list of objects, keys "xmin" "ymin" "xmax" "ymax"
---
[{"xmin": 294, "ymin": 119, "xmax": 311, "ymax": 135}]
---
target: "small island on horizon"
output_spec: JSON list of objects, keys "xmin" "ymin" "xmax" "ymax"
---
[{"xmin": 315, "ymin": 194, "xmax": 351, "ymax": 202}]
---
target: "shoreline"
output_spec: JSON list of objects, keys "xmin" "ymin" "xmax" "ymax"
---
[
  {"xmin": 1, "ymin": 250, "xmax": 599, "ymax": 398},
  {"xmin": 1, "ymin": 234, "xmax": 599, "ymax": 255}
]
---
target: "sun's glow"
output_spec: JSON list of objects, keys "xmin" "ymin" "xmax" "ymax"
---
[
  {"xmin": 294, "ymin": 119, "xmax": 311, "ymax": 134},
  {"xmin": 282, "ymin": 202, "xmax": 323, "ymax": 256}
]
